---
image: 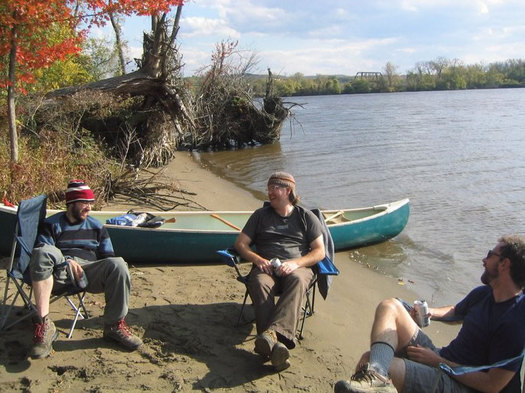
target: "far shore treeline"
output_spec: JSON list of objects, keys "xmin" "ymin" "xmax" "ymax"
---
[{"xmin": 208, "ymin": 58, "xmax": 524, "ymax": 97}]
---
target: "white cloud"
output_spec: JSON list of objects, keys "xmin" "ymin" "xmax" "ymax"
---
[
  {"xmin": 179, "ymin": 47, "xmax": 213, "ymax": 74},
  {"xmin": 307, "ymin": 25, "xmax": 345, "ymax": 39},
  {"xmin": 193, "ymin": 0, "xmax": 288, "ymax": 29},
  {"xmin": 182, "ymin": 17, "xmax": 239, "ymax": 38},
  {"xmin": 477, "ymin": 1, "xmax": 490, "ymax": 14},
  {"xmin": 257, "ymin": 37, "xmax": 400, "ymax": 75},
  {"xmin": 334, "ymin": 8, "xmax": 348, "ymax": 18}
]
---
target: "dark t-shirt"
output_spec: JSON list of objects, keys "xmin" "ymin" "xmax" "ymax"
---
[
  {"xmin": 241, "ymin": 205, "xmax": 323, "ymax": 260},
  {"xmin": 440, "ymin": 285, "xmax": 525, "ymax": 392}
]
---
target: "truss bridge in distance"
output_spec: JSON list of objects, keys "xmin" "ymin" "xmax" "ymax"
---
[{"xmin": 355, "ymin": 72, "xmax": 383, "ymax": 79}]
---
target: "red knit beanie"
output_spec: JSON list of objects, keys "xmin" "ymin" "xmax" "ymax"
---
[{"xmin": 65, "ymin": 180, "xmax": 95, "ymax": 204}]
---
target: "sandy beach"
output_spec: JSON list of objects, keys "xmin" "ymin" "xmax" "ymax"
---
[{"xmin": 0, "ymin": 152, "xmax": 461, "ymax": 392}]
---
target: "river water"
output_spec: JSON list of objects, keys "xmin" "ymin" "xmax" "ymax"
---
[{"xmin": 195, "ymin": 88, "xmax": 525, "ymax": 305}]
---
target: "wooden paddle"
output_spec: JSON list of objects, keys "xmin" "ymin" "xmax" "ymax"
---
[{"xmin": 210, "ymin": 213, "xmax": 241, "ymax": 231}]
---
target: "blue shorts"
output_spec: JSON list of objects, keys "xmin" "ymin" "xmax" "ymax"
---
[{"xmin": 401, "ymin": 330, "xmax": 477, "ymax": 393}]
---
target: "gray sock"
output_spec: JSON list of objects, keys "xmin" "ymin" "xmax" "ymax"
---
[{"xmin": 369, "ymin": 341, "xmax": 395, "ymax": 377}]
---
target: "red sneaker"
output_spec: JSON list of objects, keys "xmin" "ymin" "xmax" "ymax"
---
[
  {"xmin": 103, "ymin": 319, "xmax": 143, "ymax": 350},
  {"xmin": 30, "ymin": 315, "xmax": 59, "ymax": 359}
]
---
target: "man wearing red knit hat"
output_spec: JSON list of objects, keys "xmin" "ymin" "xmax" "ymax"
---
[
  {"xmin": 235, "ymin": 172, "xmax": 326, "ymax": 371},
  {"xmin": 29, "ymin": 180, "xmax": 142, "ymax": 359}
]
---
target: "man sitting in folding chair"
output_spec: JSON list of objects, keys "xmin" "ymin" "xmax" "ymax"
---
[
  {"xmin": 334, "ymin": 234, "xmax": 525, "ymax": 393},
  {"xmin": 29, "ymin": 180, "xmax": 142, "ymax": 359},
  {"xmin": 234, "ymin": 172, "xmax": 325, "ymax": 372}
]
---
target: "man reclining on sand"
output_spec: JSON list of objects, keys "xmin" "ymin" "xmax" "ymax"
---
[
  {"xmin": 29, "ymin": 180, "xmax": 142, "ymax": 359},
  {"xmin": 334, "ymin": 234, "xmax": 525, "ymax": 393},
  {"xmin": 235, "ymin": 172, "xmax": 325, "ymax": 371}
]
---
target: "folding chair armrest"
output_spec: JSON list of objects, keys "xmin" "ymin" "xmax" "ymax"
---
[
  {"xmin": 316, "ymin": 256, "xmax": 339, "ymax": 276},
  {"xmin": 216, "ymin": 248, "xmax": 240, "ymax": 267},
  {"xmin": 439, "ymin": 349, "xmax": 525, "ymax": 376},
  {"xmin": 217, "ymin": 248, "xmax": 248, "ymax": 281}
]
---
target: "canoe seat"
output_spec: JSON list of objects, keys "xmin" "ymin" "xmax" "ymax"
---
[
  {"xmin": 0, "ymin": 195, "xmax": 89, "ymax": 338},
  {"xmin": 323, "ymin": 210, "xmax": 349, "ymax": 225}
]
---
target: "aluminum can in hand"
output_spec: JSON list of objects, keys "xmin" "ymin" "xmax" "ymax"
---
[
  {"xmin": 270, "ymin": 258, "xmax": 282, "ymax": 276},
  {"xmin": 66, "ymin": 262, "xmax": 88, "ymax": 289},
  {"xmin": 414, "ymin": 300, "xmax": 430, "ymax": 327}
]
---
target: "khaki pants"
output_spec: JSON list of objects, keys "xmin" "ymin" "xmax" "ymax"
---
[
  {"xmin": 247, "ymin": 266, "xmax": 314, "ymax": 348},
  {"xmin": 30, "ymin": 244, "xmax": 131, "ymax": 324}
]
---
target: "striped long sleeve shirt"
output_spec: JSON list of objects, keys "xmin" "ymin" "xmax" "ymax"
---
[{"xmin": 37, "ymin": 212, "xmax": 114, "ymax": 261}]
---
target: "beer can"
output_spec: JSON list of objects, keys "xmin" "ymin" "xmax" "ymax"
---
[
  {"xmin": 66, "ymin": 262, "xmax": 88, "ymax": 289},
  {"xmin": 414, "ymin": 300, "xmax": 430, "ymax": 327},
  {"xmin": 77, "ymin": 271, "xmax": 88, "ymax": 289},
  {"xmin": 270, "ymin": 258, "xmax": 282, "ymax": 276}
]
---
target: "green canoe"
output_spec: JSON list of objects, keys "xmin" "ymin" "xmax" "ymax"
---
[{"xmin": 0, "ymin": 198, "xmax": 409, "ymax": 264}]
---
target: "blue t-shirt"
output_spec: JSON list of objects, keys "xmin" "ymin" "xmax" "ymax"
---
[
  {"xmin": 37, "ymin": 212, "xmax": 115, "ymax": 261},
  {"xmin": 440, "ymin": 285, "xmax": 524, "ymax": 392}
]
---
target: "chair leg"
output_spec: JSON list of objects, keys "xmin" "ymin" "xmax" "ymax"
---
[
  {"xmin": 236, "ymin": 289, "xmax": 250, "ymax": 327},
  {"xmin": 311, "ymin": 284, "xmax": 317, "ymax": 315},
  {"xmin": 1, "ymin": 278, "xmax": 37, "ymax": 331},
  {"xmin": 298, "ymin": 290, "xmax": 313, "ymax": 340},
  {"xmin": 64, "ymin": 291, "xmax": 89, "ymax": 339},
  {"xmin": 0, "ymin": 276, "xmax": 14, "ymax": 330},
  {"xmin": 297, "ymin": 282, "xmax": 317, "ymax": 340}
]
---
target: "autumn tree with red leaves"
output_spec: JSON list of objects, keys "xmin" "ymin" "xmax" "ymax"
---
[
  {"xmin": 0, "ymin": 0, "xmax": 185, "ymax": 163},
  {"xmin": 1, "ymin": 0, "xmax": 79, "ymax": 162}
]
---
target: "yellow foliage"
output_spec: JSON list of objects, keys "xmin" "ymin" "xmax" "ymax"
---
[
  {"xmin": 31, "ymin": 56, "xmax": 94, "ymax": 93},
  {"xmin": 0, "ymin": 123, "xmax": 116, "ymax": 208}
]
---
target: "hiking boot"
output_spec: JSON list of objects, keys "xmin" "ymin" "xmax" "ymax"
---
[
  {"xmin": 103, "ymin": 319, "xmax": 143, "ymax": 350},
  {"xmin": 30, "ymin": 315, "xmax": 59, "ymax": 359},
  {"xmin": 270, "ymin": 341, "xmax": 290, "ymax": 372},
  {"xmin": 334, "ymin": 364, "xmax": 397, "ymax": 393},
  {"xmin": 254, "ymin": 329, "xmax": 277, "ymax": 358}
]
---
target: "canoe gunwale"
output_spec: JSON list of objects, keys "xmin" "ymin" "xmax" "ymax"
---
[{"xmin": 1, "ymin": 198, "xmax": 410, "ymax": 233}]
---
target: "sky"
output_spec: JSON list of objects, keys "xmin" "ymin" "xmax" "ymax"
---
[{"xmin": 95, "ymin": 0, "xmax": 525, "ymax": 77}]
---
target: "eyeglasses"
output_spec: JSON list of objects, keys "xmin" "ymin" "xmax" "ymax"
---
[
  {"xmin": 486, "ymin": 250, "xmax": 504, "ymax": 259},
  {"xmin": 268, "ymin": 184, "xmax": 287, "ymax": 192}
]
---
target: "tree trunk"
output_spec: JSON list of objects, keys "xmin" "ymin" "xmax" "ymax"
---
[
  {"xmin": 8, "ymin": 20, "xmax": 18, "ymax": 163},
  {"xmin": 109, "ymin": 11, "xmax": 126, "ymax": 76}
]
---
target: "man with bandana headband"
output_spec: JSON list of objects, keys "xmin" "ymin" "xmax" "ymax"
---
[
  {"xmin": 29, "ymin": 180, "xmax": 142, "ymax": 359},
  {"xmin": 235, "ymin": 172, "xmax": 325, "ymax": 371}
]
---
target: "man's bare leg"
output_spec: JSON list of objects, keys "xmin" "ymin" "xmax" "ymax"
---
[
  {"xmin": 334, "ymin": 298, "xmax": 418, "ymax": 393},
  {"xmin": 32, "ymin": 276, "xmax": 53, "ymax": 318}
]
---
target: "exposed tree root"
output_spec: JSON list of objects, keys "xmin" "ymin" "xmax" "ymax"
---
[{"xmin": 102, "ymin": 168, "xmax": 207, "ymax": 211}]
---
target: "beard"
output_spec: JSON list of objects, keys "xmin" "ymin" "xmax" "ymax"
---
[
  {"xmin": 481, "ymin": 266, "xmax": 499, "ymax": 285},
  {"xmin": 69, "ymin": 205, "xmax": 89, "ymax": 223}
]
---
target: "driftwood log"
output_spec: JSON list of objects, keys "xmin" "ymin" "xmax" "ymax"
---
[{"xmin": 44, "ymin": 8, "xmax": 289, "ymax": 167}]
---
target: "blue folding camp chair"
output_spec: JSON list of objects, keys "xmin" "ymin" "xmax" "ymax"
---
[
  {"xmin": 439, "ymin": 348, "xmax": 525, "ymax": 392},
  {"xmin": 217, "ymin": 249, "xmax": 339, "ymax": 340},
  {"xmin": 217, "ymin": 204, "xmax": 339, "ymax": 339},
  {"xmin": 0, "ymin": 195, "xmax": 89, "ymax": 338},
  {"xmin": 439, "ymin": 348, "xmax": 525, "ymax": 376}
]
